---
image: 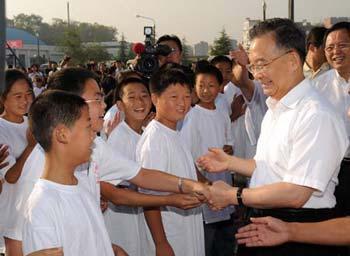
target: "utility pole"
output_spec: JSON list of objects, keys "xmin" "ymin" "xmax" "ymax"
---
[
  {"xmin": 0, "ymin": 0, "xmax": 5, "ymax": 93},
  {"xmin": 67, "ymin": 2, "xmax": 70, "ymax": 27},
  {"xmin": 288, "ymin": 0, "xmax": 294, "ymax": 21},
  {"xmin": 262, "ymin": 0, "xmax": 267, "ymax": 21}
]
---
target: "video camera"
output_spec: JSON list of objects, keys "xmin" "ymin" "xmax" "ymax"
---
[{"xmin": 134, "ymin": 26, "xmax": 173, "ymax": 78}]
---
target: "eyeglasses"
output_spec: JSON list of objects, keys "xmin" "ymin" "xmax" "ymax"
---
[
  {"xmin": 246, "ymin": 50, "xmax": 292, "ymax": 75},
  {"xmin": 325, "ymin": 42, "xmax": 350, "ymax": 53},
  {"xmin": 85, "ymin": 95, "xmax": 105, "ymax": 105}
]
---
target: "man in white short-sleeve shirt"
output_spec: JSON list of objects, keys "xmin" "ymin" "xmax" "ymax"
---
[
  {"xmin": 312, "ymin": 21, "xmax": 350, "ymax": 216},
  {"xmin": 197, "ymin": 18, "xmax": 348, "ymax": 256}
]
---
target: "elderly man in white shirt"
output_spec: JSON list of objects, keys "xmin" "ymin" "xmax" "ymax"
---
[
  {"xmin": 197, "ymin": 18, "xmax": 348, "ymax": 256},
  {"xmin": 313, "ymin": 21, "xmax": 350, "ymax": 218}
]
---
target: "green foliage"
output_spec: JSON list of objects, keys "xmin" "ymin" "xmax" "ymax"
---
[
  {"xmin": 85, "ymin": 44, "xmax": 111, "ymax": 62},
  {"xmin": 210, "ymin": 28, "xmax": 232, "ymax": 56},
  {"xmin": 181, "ymin": 37, "xmax": 191, "ymax": 66},
  {"xmin": 9, "ymin": 13, "xmax": 117, "ymax": 45},
  {"xmin": 116, "ymin": 34, "xmax": 129, "ymax": 62},
  {"xmin": 58, "ymin": 28, "xmax": 111, "ymax": 64}
]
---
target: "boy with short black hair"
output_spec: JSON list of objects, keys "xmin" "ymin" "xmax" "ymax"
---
[
  {"xmin": 180, "ymin": 64, "xmax": 235, "ymax": 256},
  {"xmin": 23, "ymin": 90, "xmax": 115, "ymax": 255},
  {"xmin": 105, "ymin": 77, "xmax": 201, "ymax": 256},
  {"xmin": 136, "ymin": 68, "xmax": 205, "ymax": 256}
]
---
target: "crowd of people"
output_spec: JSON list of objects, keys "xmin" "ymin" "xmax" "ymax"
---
[{"xmin": 0, "ymin": 18, "xmax": 349, "ymax": 256}]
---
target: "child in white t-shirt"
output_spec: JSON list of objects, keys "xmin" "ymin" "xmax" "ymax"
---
[
  {"xmin": 180, "ymin": 64, "xmax": 236, "ymax": 256},
  {"xmin": 105, "ymin": 77, "xmax": 202, "ymax": 256},
  {"xmin": 0, "ymin": 69, "xmax": 35, "ymax": 255},
  {"xmin": 136, "ymin": 67, "xmax": 205, "ymax": 256},
  {"xmin": 23, "ymin": 90, "xmax": 117, "ymax": 256},
  {"xmin": 11, "ymin": 68, "xmax": 209, "ymax": 254}
]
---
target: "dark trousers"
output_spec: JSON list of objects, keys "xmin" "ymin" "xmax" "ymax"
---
[
  {"xmin": 204, "ymin": 214, "xmax": 236, "ymax": 256},
  {"xmin": 237, "ymin": 208, "xmax": 347, "ymax": 256},
  {"xmin": 335, "ymin": 158, "xmax": 350, "ymax": 256},
  {"xmin": 335, "ymin": 158, "xmax": 350, "ymax": 217}
]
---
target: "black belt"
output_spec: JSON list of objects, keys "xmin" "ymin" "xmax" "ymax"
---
[
  {"xmin": 248, "ymin": 207, "xmax": 336, "ymax": 223},
  {"xmin": 343, "ymin": 157, "xmax": 350, "ymax": 162}
]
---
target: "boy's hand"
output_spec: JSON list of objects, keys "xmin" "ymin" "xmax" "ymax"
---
[
  {"xmin": 0, "ymin": 144, "xmax": 9, "ymax": 170},
  {"xmin": 169, "ymin": 193, "xmax": 202, "ymax": 209},
  {"xmin": 105, "ymin": 111, "xmax": 121, "ymax": 138},
  {"xmin": 156, "ymin": 241, "xmax": 175, "ymax": 256},
  {"xmin": 223, "ymin": 145, "xmax": 233, "ymax": 156},
  {"xmin": 230, "ymin": 94, "xmax": 246, "ymax": 122},
  {"xmin": 100, "ymin": 197, "xmax": 109, "ymax": 213}
]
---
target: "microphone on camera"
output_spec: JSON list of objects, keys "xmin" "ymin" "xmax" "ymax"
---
[{"xmin": 132, "ymin": 43, "xmax": 145, "ymax": 55}]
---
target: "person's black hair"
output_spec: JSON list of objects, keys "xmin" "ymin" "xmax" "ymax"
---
[
  {"xmin": 47, "ymin": 67, "xmax": 99, "ymax": 96},
  {"xmin": 29, "ymin": 90, "xmax": 87, "ymax": 152},
  {"xmin": 306, "ymin": 26, "xmax": 327, "ymax": 49},
  {"xmin": 150, "ymin": 67, "xmax": 191, "ymax": 95},
  {"xmin": 195, "ymin": 64, "xmax": 223, "ymax": 85},
  {"xmin": 249, "ymin": 18, "xmax": 306, "ymax": 63},
  {"xmin": 156, "ymin": 35, "xmax": 183, "ymax": 53},
  {"xmin": 2, "ymin": 69, "xmax": 33, "ymax": 103},
  {"xmin": 114, "ymin": 77, "xmax": 149, "ymax": 102},
  {"xmin": 210, "ymin": 55, "xmax": 233, "ymax": 68},
  {"xmin": 323, "ymin": 21, "xmax": 350, "ymax": 47}
]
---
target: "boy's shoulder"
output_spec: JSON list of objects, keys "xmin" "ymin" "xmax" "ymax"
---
[{"xmin": 26, "ymin": 180, "xmax": 61, "ymax": 218}]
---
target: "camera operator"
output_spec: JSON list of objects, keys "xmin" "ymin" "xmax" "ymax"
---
[{"xmin": 156, "ymin": 34, "xmax": 183, "ymax": 66}]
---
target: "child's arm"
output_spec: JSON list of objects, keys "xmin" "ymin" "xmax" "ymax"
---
[
  {"xmin": 144, "ymin": 207, "xmax": 175, "ymax": 256},
  {"xmin": 100, "ymin": 181, "xmax": 202, "ymax": 209},
  {"xmin": 27, "ymin": 248, "xmax": 63, "ymax": 256},
  {"xmin": 5, "ymin": 129, "xmax": 36, "ymax": 183}
]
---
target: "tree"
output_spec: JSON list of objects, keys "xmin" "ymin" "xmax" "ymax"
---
[
  {"xmin": 58, "ymin": 28, "xmax": 86, "ymax": 64},
  {"xmin": 181, "ymin": 37, "xmax": 191, "ymax": 66},
  {"xmin": 84, "ymin": 44, "xmax": 111, "ymax": 62},
  {"xmin": 210, "ymin": 28, "xmax": 232, "ymax": 56},
  {"xmin": 13, "ymin": 14, "xmax": 43, "ymax": 34},
  {"xmin": 116, "ymin": 33, "xmax": 128, "ymax": 62}
]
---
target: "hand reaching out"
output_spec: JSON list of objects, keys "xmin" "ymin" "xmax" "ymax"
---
[
  {"xmin": 235, "ymin": 216, "xmax": 290, "ymax": 247},
  {"xmin": 230, "ymin": 44, "xmax": 249, "ymax": 67},
  {"xmin": 169, "ymin": 193, "xmax": 202, "ymax": 210},
  {"xmin": 196, "ymin": 148, "xmax": 232, "ymax": 173}
]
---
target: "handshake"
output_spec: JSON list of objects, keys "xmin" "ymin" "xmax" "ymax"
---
[{"xmin": 185, "ymin": 179, "xmax": 237, "ymax": 211}]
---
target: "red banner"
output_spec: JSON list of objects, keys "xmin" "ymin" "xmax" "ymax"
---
[{"xmin": 7, "ymin": 40, "xmax": 23, "ymax": 49}]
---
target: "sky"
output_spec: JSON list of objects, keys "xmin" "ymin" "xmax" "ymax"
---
[{"xmin": 6, "ymin": 0, "xmax": 350, "ymax": 45}]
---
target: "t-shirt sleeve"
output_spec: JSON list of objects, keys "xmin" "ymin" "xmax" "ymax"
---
[
  {"xmin": 23, "ymin": 206, "xmax": 61, "ymax": 255},
  {"xmin": 137, "ymin": 138, "xmax": 170, "ymax": 196},
  {"xmin": 93, "ymin": 137, "xmax": 141, "ymax": 184},
  {"xmin": 179, "ymin": 112, "xmax": 200, "ymax": 161}
]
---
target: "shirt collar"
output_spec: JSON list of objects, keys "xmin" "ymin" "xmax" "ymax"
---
[
  {"xmin": 335, "ymin": 69, "xmax": 350, "ymax": 84},
  {"xmin": 266, "ymin": 78, "xmax": 311, "ymax": 111}
]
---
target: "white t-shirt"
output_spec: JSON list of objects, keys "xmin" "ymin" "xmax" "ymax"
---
[
  {"xmin": 33, "ymin": 85, "xmax": 46, "ymax": 97},
  {"xmin": 136, "ymin": 120, "xmax": 204, "ymax": 256},
  {"xmin": 180, "ymin": 105, "xmax": 234, "ymax": 224},
  {"xmin": 251, "ymin": 79, "xmax": 349, "ymax": 208},
  {"xmin": 105, "ymin": 121, "xmax": 144, "ymax": 256},
  {"xmin": 313, "ymin": 69, "xmax": 350, "ymax": 158},
  {"xmin": 0, "ymin": 117, "xmax": 28, "ymax": 239},
  {"xmin": 23, "ymin": 179, "xmax": 114, "ymax": 256},
  {"xmin": 10, "ymin": 136, "xmax": 141, "ymax": 241},
  {"xmin": 215, "ymin": 93, "xmax": 231, "ymax": 118}
]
